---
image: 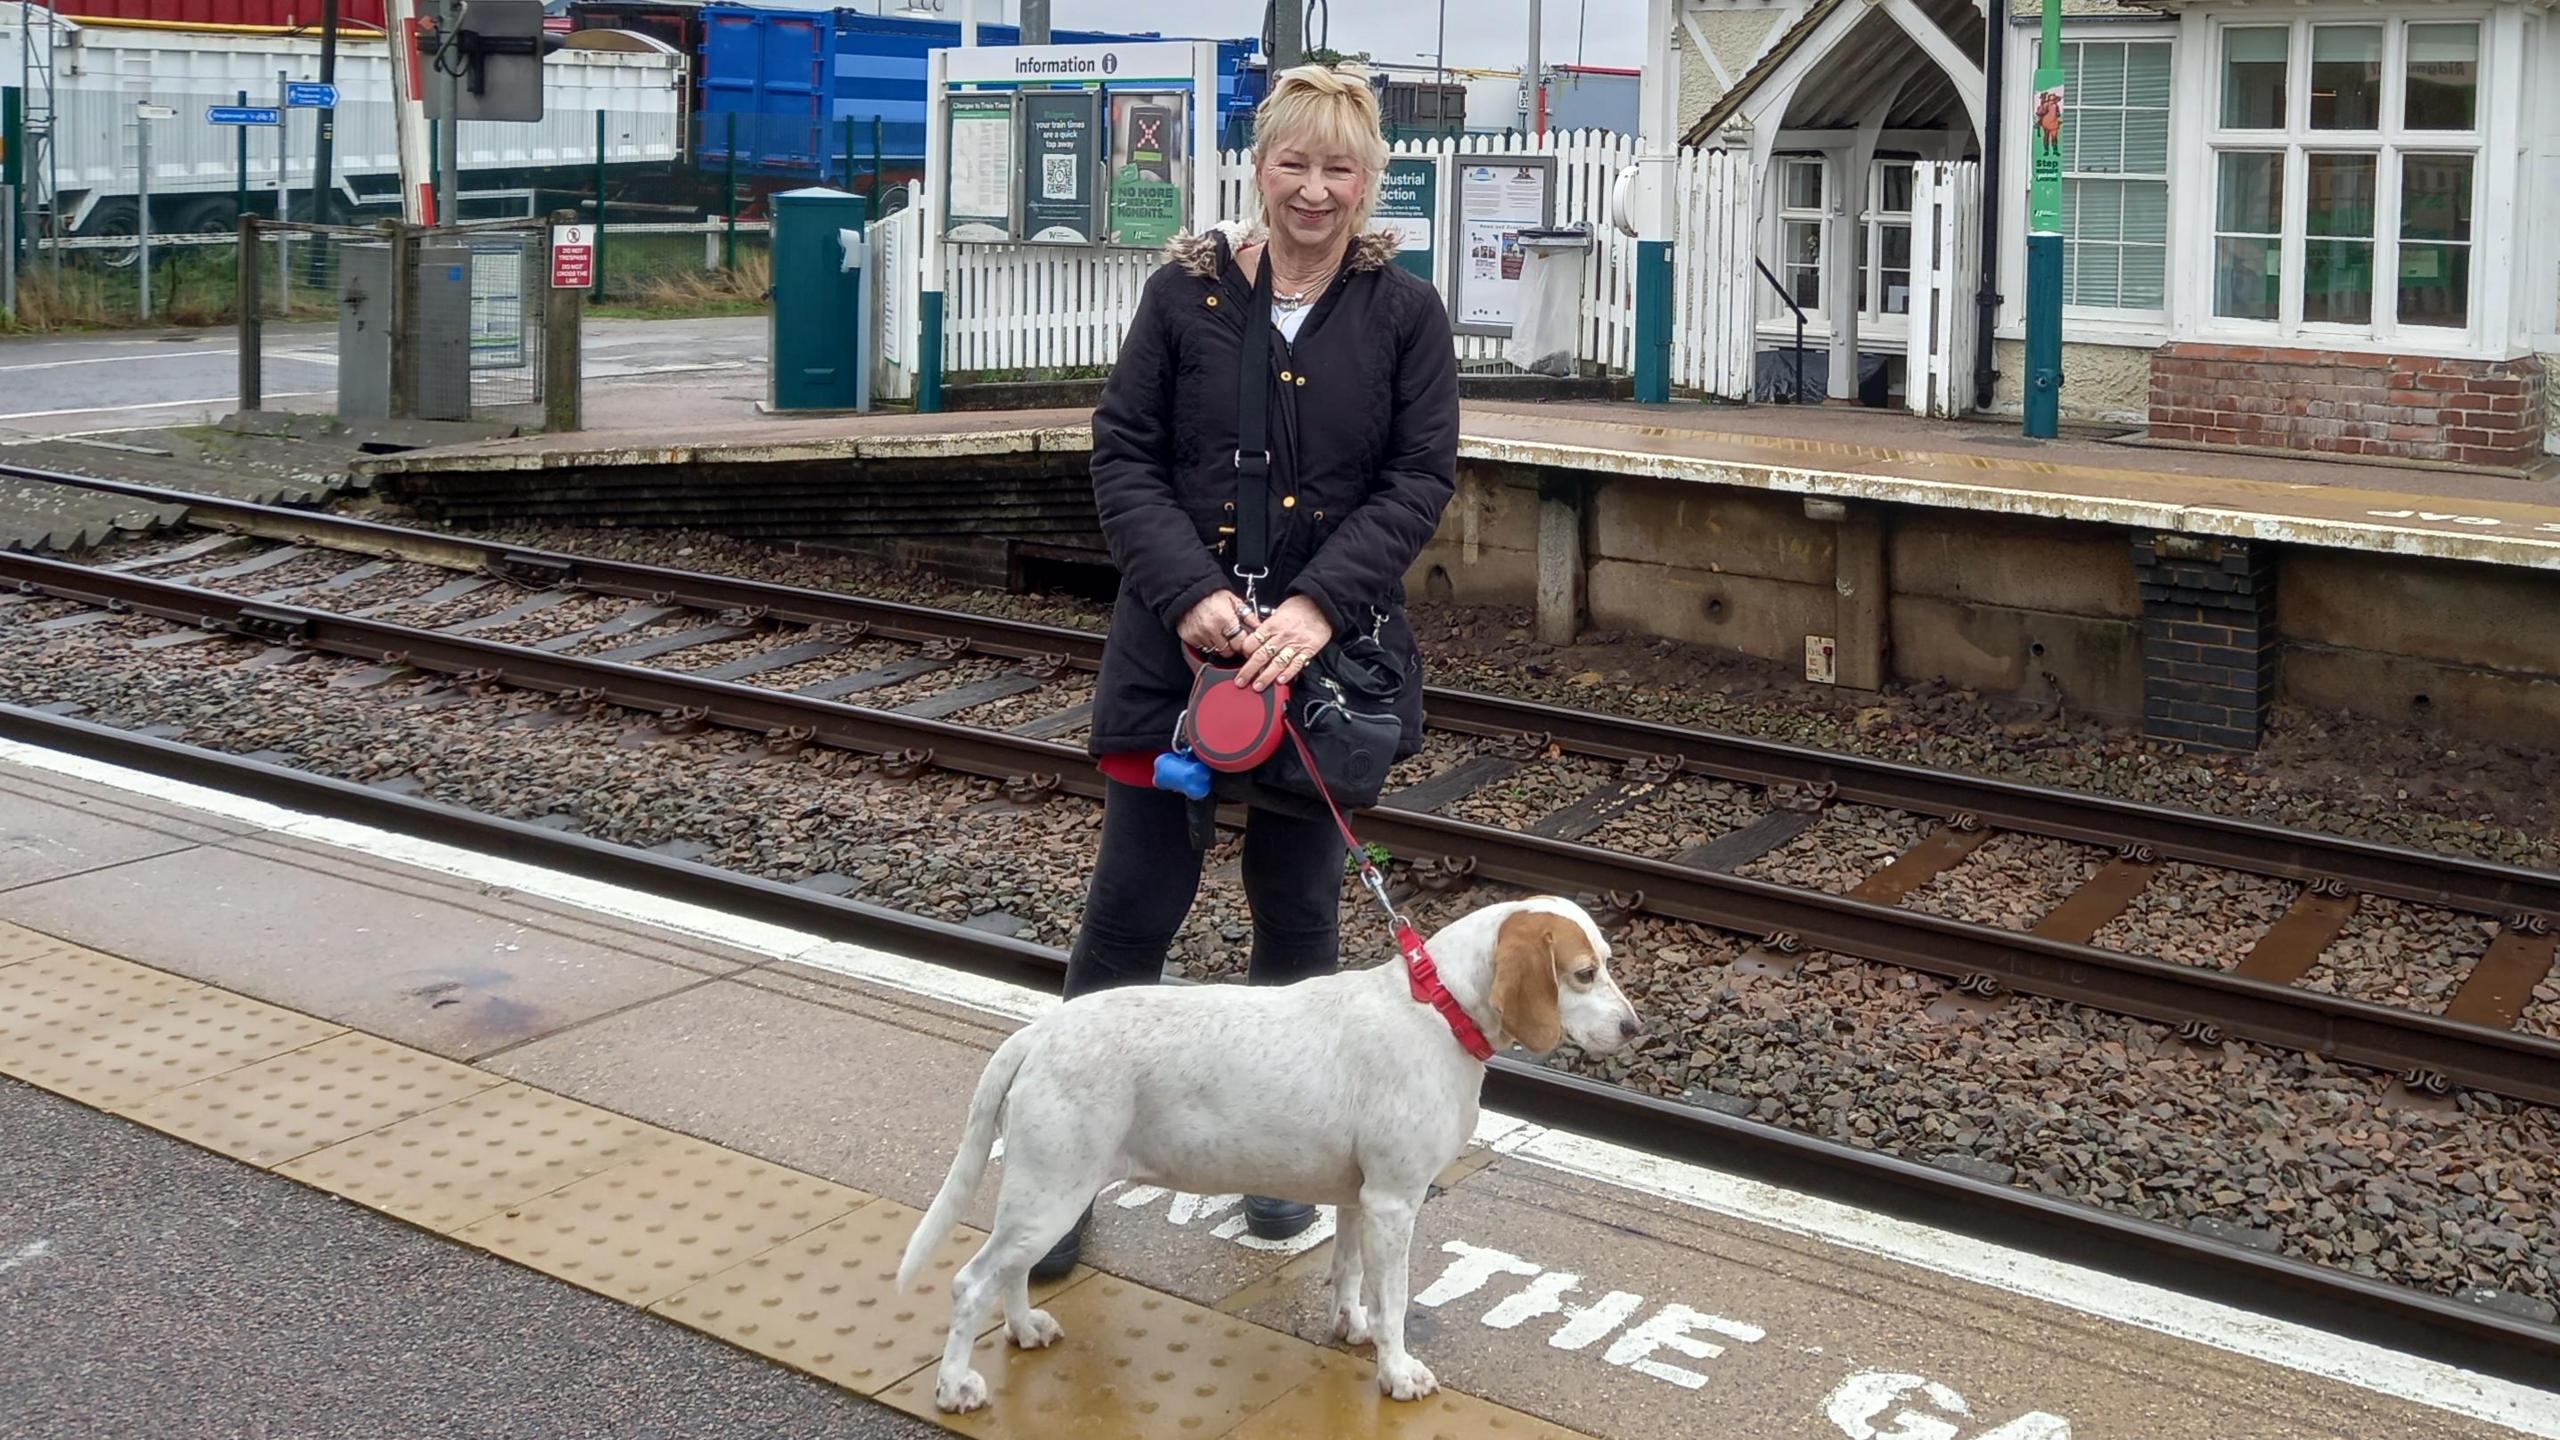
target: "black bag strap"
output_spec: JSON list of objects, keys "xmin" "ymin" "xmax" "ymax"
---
[{"xmin": 1232, "ymin": 246, "xmax": 1274, "ymax": 584}]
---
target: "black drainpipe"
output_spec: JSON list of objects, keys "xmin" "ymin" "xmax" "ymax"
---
[{"xmin": 1973, "ymin": 2, "xmax": 2007, "ymax": 411}]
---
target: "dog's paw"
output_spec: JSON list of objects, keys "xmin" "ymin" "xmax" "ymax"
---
[
  {"xmin": 1376, "ymin": 1354, "xmax": 1439, "ymax": 1402},
  {"xmin": 1328, "ymin": 1301, "xmax": 1372, "ymax": 1347},
  {"xmin": 934, "ymin": 1368, "xmax": 992, "ymax": 1413},
  {"xmin": 1008, "ymin": 1307, "xmax": 1065, "ymax": 1350}
]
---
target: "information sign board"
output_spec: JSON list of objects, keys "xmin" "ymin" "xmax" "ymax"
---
[
  {"xmin": 1450, "ymin": 156, "xmax": 1557, "ymax": 335},
  {"xmin": 945, "ymin": 94, "xmax": 1017, "ymax": 241},
  {"xmin": 1019, "ymin": 90, "xmax": 1103, "ymax": 245},
  {"xmin": 1105, "ymin": 90, "xmax": 1188, "ymax": 249},
  {"xmin": 1368, "ymin": 155, "xmax": 1442, "ymax": 285}
]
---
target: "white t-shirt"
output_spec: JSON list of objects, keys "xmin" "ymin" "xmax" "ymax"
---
[{"xmin": 1272, "ymin": 304, "xmax": 1310, "ymax": 343}]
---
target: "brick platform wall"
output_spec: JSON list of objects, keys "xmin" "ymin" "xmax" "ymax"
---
[
  {"xmin": 2148, "ymin": 345, "xmax": 2546, "ymax": 468},
  {"xmin": 2133, "ymin": 534, "xmax": 2275, "ymax": 752}
]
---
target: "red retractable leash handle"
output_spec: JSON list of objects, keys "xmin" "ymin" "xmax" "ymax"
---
[{"xmin": 1283, "ymin": 725, "xmax": 1496, "ymax": 1061}]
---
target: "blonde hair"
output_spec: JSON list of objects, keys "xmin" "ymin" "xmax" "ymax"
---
[{"xmin": 1251, "ymin": 65, "xmax": 1390, "ymax": 232}]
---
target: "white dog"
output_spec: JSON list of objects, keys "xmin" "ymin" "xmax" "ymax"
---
[{"xmin": 897, "ymin": 895, "xmax": 1645, "ymax": 1413}]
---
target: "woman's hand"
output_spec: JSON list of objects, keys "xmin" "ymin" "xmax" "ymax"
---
[
  {"xmin": 1233, "ymin": 595, "xmax": 1333, "ymax": 693},
  {"xmin": 1178, "ymin": 590, "xmax": 1257, "ymax": 657}
]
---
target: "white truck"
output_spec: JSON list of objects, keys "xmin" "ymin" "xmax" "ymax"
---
[{"xmin": 0, "ymin": 8, "xmax": 687, "ymax": 240}]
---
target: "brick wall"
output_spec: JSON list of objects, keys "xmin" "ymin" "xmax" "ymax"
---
[
  {"xmin": 2133, "ymin": 534, "xmax": 2275, "ymax": 752},
  {"xmin": 2149, "ymin": 345, "xmax": 2546, "ymax": 468}
]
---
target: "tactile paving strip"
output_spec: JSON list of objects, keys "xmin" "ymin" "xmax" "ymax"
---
[
  {"xmin": 275, "ymin": 1081, "xmax": 673, "ymax": 1233},
  {"xmin": 879, "ymin": 1275, "xmax": 1331, "ymax": 1440},
  {"xmin": 0, "ymin": 966, "xmax": 343, "ymax": 1110},
  {"xmin": 1227, "ymin": 1356, "xmax": 1595, "ymax": 1440},
  {"xmin": 455, "ymin": 1138, "xmax": 872, "ymax": 1306},
  {"xmin": 0, "ymin": 932, "xmax": 201, "ymax": 1045},
  {"xmin": 120, "ymin": 1031, "xmax": 507, "ymax": 1168},
  {"xmin": 656, "ymin": 1198, "xmax": 1091, "ymax": 1394}
]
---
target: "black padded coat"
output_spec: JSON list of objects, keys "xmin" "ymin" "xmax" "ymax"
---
[{"xmin": 1085, "ymin": 226, "xmax": 1460, "ymax": 761}]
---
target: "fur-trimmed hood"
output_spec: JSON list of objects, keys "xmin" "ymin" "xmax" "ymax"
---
[{"xmin": 1162, "ymin": 220, "xmax": 1400, "ymax": 279}]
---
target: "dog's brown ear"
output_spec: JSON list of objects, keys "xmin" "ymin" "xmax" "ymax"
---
[{"xmin": 1490, "ymin": 912, "xmax": 1567, "ymax": 1053}]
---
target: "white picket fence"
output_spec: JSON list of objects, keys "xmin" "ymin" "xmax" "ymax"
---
[
  {"xmin": 919, "ymin": 130, "xmax": 1645, "ymax": 381},
  {"xmin": 1904, "ymin": 161, "xmax": 1982, "ymax": 419},
  {"xmin": 1669, "ymin": 148, "xmax": 1758, "ymax": 401},
  {"xmin": 1225, "ymin": 131, "xmax": 1644, "ymax": 372}
]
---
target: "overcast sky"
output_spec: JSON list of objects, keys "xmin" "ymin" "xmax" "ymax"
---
[{"xmin": 836, "ymin": 1, "xmax": 1649, "ymax": 72}]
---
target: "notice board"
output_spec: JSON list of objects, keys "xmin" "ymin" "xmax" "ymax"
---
[
  {"xmin": 1367, "ymin": 154, "xmax": 1443, "ymax": 286},
  {"xmin": 1106, "ymin": 90, "xmax": 1190, "ymax": 248},
  {"xmin": 1450, "ymin": 156, "xmax": 1557, "ymax": 335},
  {"xmin": 1020, "ymin": 90, "xmax": 1104, "ymax": 245},
  {"xmin": 945, "ymin": 94, "xmax": 1017, "ymax": 241}
]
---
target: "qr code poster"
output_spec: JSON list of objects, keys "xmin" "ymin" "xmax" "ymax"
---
[{"xmin": 1043, "ymin": 153, "xmax": 1080, "ymax": 201}]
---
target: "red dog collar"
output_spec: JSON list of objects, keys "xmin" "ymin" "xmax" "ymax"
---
[{"xmin": 1397, "ymin": 924, "xmax": 1495, "ymax": 1061}]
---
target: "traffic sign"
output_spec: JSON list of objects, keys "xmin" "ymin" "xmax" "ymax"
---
[
  {"xmin": 286, "ymin": 82, "xmax": 340, "ymax": 109},
  {"xmin": 135, "ymin": 103, "xmax": 178, "ymax": 120},
  {"xmin": 550, "ymin": 224, "xmax": 596, "ymax": 290},
  {"xmin": 207, "ymin": 105, "xmax": 283, "ymax": 126}
]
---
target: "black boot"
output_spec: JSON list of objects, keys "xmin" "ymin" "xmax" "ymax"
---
[
  {"xmin": 1243, "ymin": 1194, "xmax": 1316, "ymax": 1241},
  {"xmin": 1030, "ymin": 1203, "xmax": 1091, "ymax": 1281}
]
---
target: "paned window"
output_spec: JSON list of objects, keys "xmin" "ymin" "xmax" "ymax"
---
[
  {"xmin": 1861, "ymin": 160, "xmax": 1915, "ymax": 318},
  {"xmin": 2208, "ymin": 18, "xmax": 2482, "ymax": 337},
  {"xmin": 1778, "ymin": 157, "xmax": 1825, "ymax": 312},
  {"xmin": 2055, "ymin": 38, "xmax": 2170, "ymax": 311}
]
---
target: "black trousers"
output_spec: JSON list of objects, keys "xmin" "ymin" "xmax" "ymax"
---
[{"xmin": 1063, "ymin": 780, "xmax": 1347, "ymax": 1000}]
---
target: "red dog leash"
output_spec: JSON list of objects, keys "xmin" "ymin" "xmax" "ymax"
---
[{"xmin": 1284, "ymin": 724, "xmax": 1497, "ymax": 1061}]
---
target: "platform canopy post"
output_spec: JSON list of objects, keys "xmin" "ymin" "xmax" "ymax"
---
[{"xmin": 1632, "ymin": 0, "xmax": 1680, "ymax": 403}]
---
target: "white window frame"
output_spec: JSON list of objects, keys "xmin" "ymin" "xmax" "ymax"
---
[
  {"xmin": 1773, "ymin": 155, "xmax": 1828, "ymax": 327},
  {"xmin": 1860, "ymin": 158, "xmax": 1917, "ymax": 330},
  {"xmin": 1996, "ymin": 15, "xmax": 2180, "ymax": 347},
  {"xmin": 2058, "ymin": 35, "xmax": 2174, "ymax": 324},
  {"xmin": 2178, "ymin": 9, "xmax": 2497, "ymax": 353}
]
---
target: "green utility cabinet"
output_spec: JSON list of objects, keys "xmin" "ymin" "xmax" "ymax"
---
[{"xmin": 769, "ymin": 186, "xmax": 871, "ymax": 412}]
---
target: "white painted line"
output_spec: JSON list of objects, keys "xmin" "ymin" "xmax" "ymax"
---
[
  {"xmin": 0, "ymin": 350, "xmax": 239, "ymax": 373},
  {"xmin": 0, "ymin": 735, "xmax": 2552, "ymax": 1436},
  {"xmin": 0, "ymin": 392, "xmax": 334, "ymax": 423},
  {"xmin": 0, "ymin": 1238, "xmax": 53, "ymax": 1275}
]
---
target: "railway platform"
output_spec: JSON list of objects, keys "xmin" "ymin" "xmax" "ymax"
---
[
  {"xmin": 5, "ymin": 738, "xmax": 2553, "ymax": 1440},
  {"xmin": 356, "ymin": 395, "xmax": 2560, "ymax": 752}
]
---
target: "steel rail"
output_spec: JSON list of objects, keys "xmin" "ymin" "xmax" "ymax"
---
[
  {"xmin": 0, "ymin": 699, "xmax": 2552, "ymax": 1395},
  {"xmin": 7, "ymin": 549, "xmax": 2559, "ymax": 1109},
  {"xmin": 10, "ymin": 460, "xmax": 2557, "ymax": 926}
]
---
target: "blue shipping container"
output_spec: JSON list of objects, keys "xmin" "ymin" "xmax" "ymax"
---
[{"xmin": 699, "ymin": 5, "xmax": 1259, "ymax": 179}]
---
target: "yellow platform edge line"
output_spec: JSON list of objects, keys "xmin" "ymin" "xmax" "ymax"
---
[{"xmin": 0, "ymin": 927, "xmax": 1596, "ymax": 1440}]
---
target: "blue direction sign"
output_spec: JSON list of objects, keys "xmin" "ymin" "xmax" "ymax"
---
[
  {"xmin": 285, "ymin": 82, "xmax": 339, "ymax": 108},
  {"xmin": 208, "ymin": 105, "xmax": 283, "ymax": 126}
]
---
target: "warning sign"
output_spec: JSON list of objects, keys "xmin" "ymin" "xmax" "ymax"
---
[{"xmin": 550, "ymin": 224, "xmax": 595, "ymax": 290}]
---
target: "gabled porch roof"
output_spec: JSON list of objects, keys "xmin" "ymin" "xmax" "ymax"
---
[{"xmin": 1682, "ymin": 0, "xmax": 1987, "ymax": 149}]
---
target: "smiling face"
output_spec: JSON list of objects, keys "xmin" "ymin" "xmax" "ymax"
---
[
  {"xmin": 1256, "ymin": 139, "xmax": 1368, "ymax": 256},
  {"xmin": 1487, "ymin": 901, "xmax": 1645, "ymax": 1056}
]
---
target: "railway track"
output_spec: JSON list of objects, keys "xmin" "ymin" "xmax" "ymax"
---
[
  {"xmin": 5, "ymin": 461, "xmax": 2559, "ymax": 1387},
  {"xmin": 3, "ymin": 462, "xmax": 2557, "ymax": 1110}
]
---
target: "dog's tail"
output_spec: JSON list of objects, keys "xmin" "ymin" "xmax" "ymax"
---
[{"xmin": 897, "ymin": 1025, "xmax": 1034, "ymax": 1293}]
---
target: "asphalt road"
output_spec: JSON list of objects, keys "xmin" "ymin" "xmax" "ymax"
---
[
  {"xmin": 0, "ymin": 316, "xmax": 768, "ymax": 442},
  {"xmin": 0, "ymin": 1077, "xmax": 944, "ymax": 1440}
]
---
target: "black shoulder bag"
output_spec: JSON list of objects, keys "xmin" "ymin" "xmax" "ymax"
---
[{"xmin": 1225, "ymin": 253, "xmax": 1408, "ymax": 811}]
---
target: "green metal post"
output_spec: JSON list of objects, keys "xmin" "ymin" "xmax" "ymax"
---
[
  {"xmin": 842, "ymin": 115, "xmax": 855, "ymax": 191},
  {"xmin": 593, "ymin": 108, "xmax": 608, "ymax": 299},
  {"xmin": 2024, "ymin": 0, "xmax": 2066, "ymax": 439},
  {"xmin": 235, "ymin": 89, "xmax": 250, "ymax": 222},
  {"xmin": 1633, "ymin": 241, "xmax": 1672, "ymax": 404},
  {"xmin": 869, "ymin": 117, "xmax": 883, "ymax": 217},
  {"xmin": 724, "ymin": 111, "xmax": 739, "ymax": 271},
  {"xmin": 3, "ymin": 87, "xmax": 20, "ymax": 196},
  {"xmin": 918, "ymin": 291, "xmax": 944, "ymax": 413}
]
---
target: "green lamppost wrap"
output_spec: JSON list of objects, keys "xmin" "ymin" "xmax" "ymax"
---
[{"xmin": 2024, "ymin": 0, "xmax": 2066, "ymax": 438}]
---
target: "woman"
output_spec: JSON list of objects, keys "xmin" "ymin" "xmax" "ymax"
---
[{"xmin": 1037, "ymin": 65, "xmax": 1459, "ymax": 1276}]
